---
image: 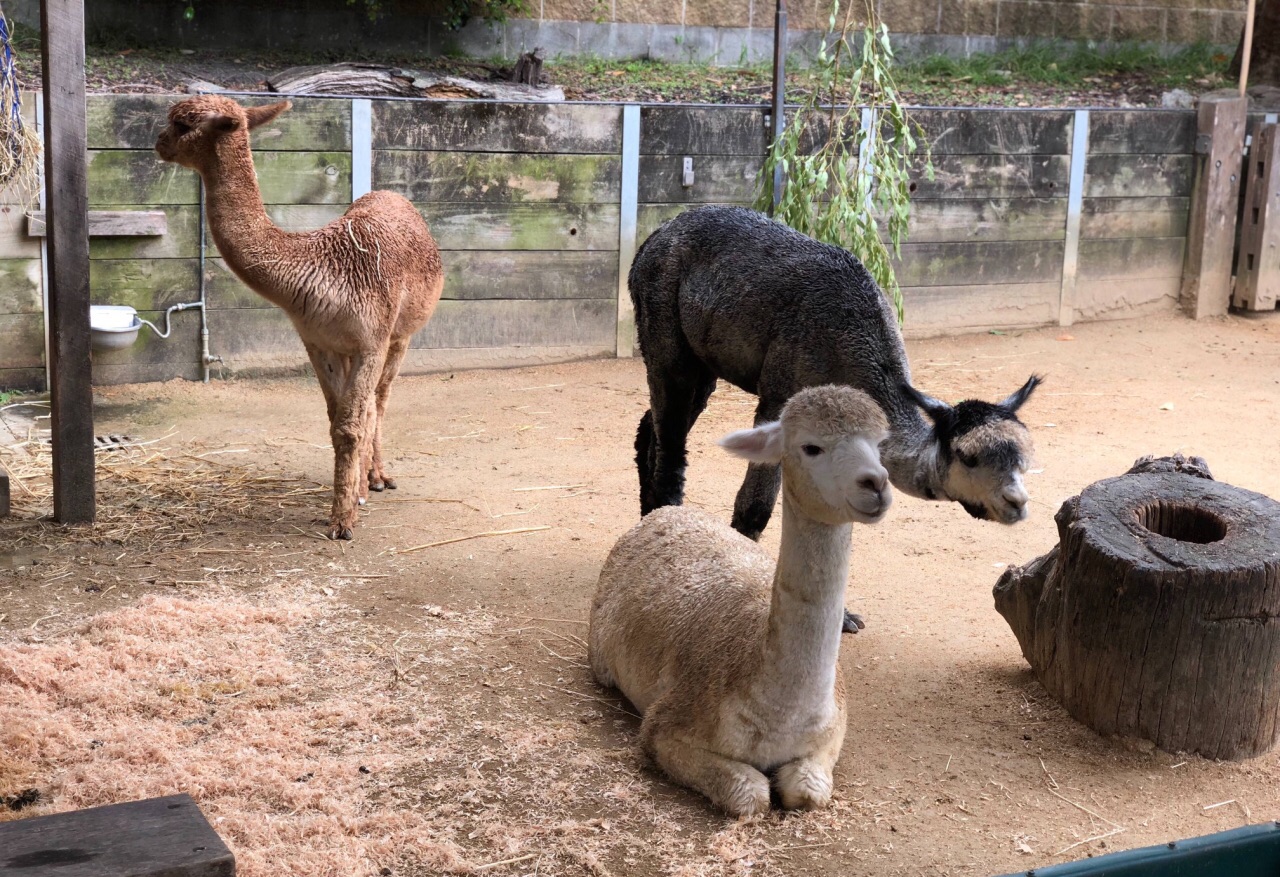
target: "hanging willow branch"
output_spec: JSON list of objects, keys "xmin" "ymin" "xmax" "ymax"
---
[{"xmin": 756, "ymin": 0, "xmax": 931, "ymax": 323}]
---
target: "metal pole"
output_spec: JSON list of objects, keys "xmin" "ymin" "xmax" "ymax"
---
[{"xmin": 770, "ymin": 0, "xmax": 787, "ymax": 214}]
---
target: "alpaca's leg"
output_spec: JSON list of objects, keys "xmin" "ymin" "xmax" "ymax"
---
[
  {"xmin": 646, "ymin": 366, "xmax": 717, "ymax": 511},
  {"xmin": 368, "ymin": 338, "xmax": 409, "ymax": 492},
  {"xmin": 730, "ymin": 396, "xmax": 785, "ymax": 540},
  {"xmin": 304, "ymin": 342, "xmax": 342, "ymax": 426},
  {"xmin": 773, "ymin": 719, "xmax": 845, "ymax": 810},
  {"xmin": 328, "ymin": 353, "xmax": 385, "ymax": 540},
  {"xmin": 634, "ymin": 410, "xmax": 656, "ymax": 514},
  {"xmin": 772, "ymin": 757, "xmax": 835, "ymax": 810},
  {"xmin": 646, "ymin": 731, "xmax": 770, "ymax": 818}
]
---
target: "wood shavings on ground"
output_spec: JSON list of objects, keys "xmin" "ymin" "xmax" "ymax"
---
[
  {"xmin": 0, "ymin": 437, "xmax": 328, "ymax": 551},
  {"xmin": 0, "ymin": 585, "xmax": 884, "ymax": 876}
]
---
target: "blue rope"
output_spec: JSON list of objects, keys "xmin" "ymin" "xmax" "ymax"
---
[{"xmin": 0, "ymin": 9, "xmax": 27, "ymax": 167}]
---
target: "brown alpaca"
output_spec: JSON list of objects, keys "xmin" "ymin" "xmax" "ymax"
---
[{"xmin": 156, "ymin": 96, "xmax": 444, "ymax": 540}]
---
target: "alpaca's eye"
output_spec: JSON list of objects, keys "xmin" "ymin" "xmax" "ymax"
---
[
  {"xmin": 801, "ymin": 444, "xmax": 823, "ymax": 457},
  {"xmin": 958, "ymin": 452, "xmax": 978, "ymax": 468}
]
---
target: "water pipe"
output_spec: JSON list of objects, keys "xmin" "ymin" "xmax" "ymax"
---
[{"xmin": 135, "ymin": 179, "xmax": 222, "ymax": 381}]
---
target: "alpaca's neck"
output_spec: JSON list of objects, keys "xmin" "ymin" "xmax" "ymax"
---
[
  {"xmin": 754, "ymin": 490, "xmax": 851, "ymax": 714},
  {"xmin": 881, "ymin": 408, "xmax": 948, "ymax": 502},
  {"xmin": 199, "ymin": 140, "xmax": 298, "ymax": 310}
]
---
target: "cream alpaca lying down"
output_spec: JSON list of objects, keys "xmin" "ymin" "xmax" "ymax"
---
[{"xmin": 589, "ymin": 385, "xmax": 891, "ymax": 817}]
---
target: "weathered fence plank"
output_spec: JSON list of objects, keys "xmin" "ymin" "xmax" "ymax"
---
[
  {"xmin": 414, "ymin": 298, "xmax": 616, "ymax": 349},
  {"xmin": 1077, "ymin": 237, "xmax": 1186, "ymax": 282},
  {"xmin": 902, "ymin": 281, "xmax": 1061, "ymax": 334},
  {"xmin": 1076, "ymin": 276, "xmax": 1181, "ymax": 318},
  {"xmin": 909, "ymin": 109, "xmax": 1073, "ymax": 154},
  {"xmin": 418, "ymin": 203, "xmax": 620, "ymax": 250},
  {"xmin": 374, "ymin": 101, "xmax": 621, "ymax": 153},
  {"xmin": 638, "ymin": 154, "xmax": 764, "ymax": 202},
  {"xmin": 0, "ymin": 366, "xmax": 44, "ymax": 391},
  {"xmin": 0, "ymin": 259, "xmax": 43, "ymax": 313},
  {"xmin": 1087, "ymin": 111, "xmax": 1196, "ymax": 154},
  {"xmin": 0, "ymin": 209, "xmax": 40, "ymax": 258},
  {"xmin": 0, "ymin": 313, "xmax": 45, "ymax": 368},
  {"xmin": 1081, "ymin": 196, "xmax": 1191, "ymax": 239},
  {"xmin": 374, "ymin": 151, "xmax": 621, "ymax": 203},
  {"xmin": 1181, "ymin": 95, "xmax": 1248, "ymax": 319},
  {"xmin": 640, "ymin": 106, "xmax": 767, "ymax": 155},
  {"xmin": 441, "ymin": 250, "xmax": 617, "ymax": 299},
  {"xmin": 1084, "ymin": 154, "xmax": 1195, "ymax": 198},
  {"xmin": 909, "ymin": 154, "xmax": 1071, "ymax": 200},
  {"xmin": 892, "ymin": 240, "xmax": 1065, "ymax": 286},
  {"xmin": 89, "ymin": 151, "xmax": 352, "ymax": 205},
  {"xmin": 87, "ymin": 94, "xmax": 351, "ymax": 151}
]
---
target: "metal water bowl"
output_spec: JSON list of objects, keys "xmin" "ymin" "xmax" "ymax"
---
[{"xmin": 89, "ymin": 304, "xmax": 143, "ymax": 351}]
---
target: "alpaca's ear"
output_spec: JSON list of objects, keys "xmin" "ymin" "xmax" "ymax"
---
[
  {"xmin": 903, "ymin": 383, "xmax": 953, "ymax": 427},
  {"xmin": 1000, "ymin": 374, "xmax": 1042, "ymax": 413},
  {"xmin": 718, "ymin": 421, "xmax": 785, "ymax": 464},
  {"xmin": 245, "ymin": 100, "xmax": 292, "ymax": 130},
  {"xmin": 199, "ymin": 112, "xmax": 240, "ymax": 135}
]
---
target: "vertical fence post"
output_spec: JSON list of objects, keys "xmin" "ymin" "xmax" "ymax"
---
[
  {"xmin": 351, "ymin": 98, "xmax": 373, "ymax": 201},
  {"xmin": 1059, "ymin": 109, "xmax": 1089, "ymax": 327},
  {"xmin": 41, "ymin": 0, "xmax": 95, "ymax": 524},
  {"xmin": 616, "ymin": 104, "xmax": 640, "ymax": 358},
  {"xmin": 1181, "ymin": 95, "xmax": 1248, "ymax": 319}
]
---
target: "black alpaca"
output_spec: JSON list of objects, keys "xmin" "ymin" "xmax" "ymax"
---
[{"xmin": 630, "ymin": 206, "xmax": 1040, "ymax": 630}]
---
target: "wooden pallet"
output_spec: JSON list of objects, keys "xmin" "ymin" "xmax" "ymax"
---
[
  {"xmin": 1234, "ymin": 122, "xmax": 1280, "ymax": 311},
  {"xmin": 0, "ymin": 794, "xmax": 234, "ymax": 876}
]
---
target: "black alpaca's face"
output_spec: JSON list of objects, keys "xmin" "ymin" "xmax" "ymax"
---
[{"xmin": 906, "ymin": 376, "xmax": 1041, "ymax": 525}]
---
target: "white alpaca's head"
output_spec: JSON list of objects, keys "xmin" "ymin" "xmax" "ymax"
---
[
  {"xmin": 720, "ymin": 385, "xmax": 891, "ymax": 526},
  {"xmin": 905, "ymin": 375, "xmax": 1040, "ymax": 525}
]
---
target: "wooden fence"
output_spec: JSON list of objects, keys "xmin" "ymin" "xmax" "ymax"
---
[{"xmin": 0, "ymin": 96, "xmax": 1206, "ymax": 391}]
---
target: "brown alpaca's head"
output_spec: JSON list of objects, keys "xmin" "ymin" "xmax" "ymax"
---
[{"xmin": 155, "ymin": 95, "xmax": 292, "ymax": 170}]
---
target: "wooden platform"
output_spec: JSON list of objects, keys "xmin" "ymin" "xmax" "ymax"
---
[{"xmin": 0, "ymin": 794, "xmax": 234, "ymax": 876}]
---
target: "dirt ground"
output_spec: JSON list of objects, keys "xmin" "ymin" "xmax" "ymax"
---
[{"xmin": 3, "ymin": 310, "xmax": 1280, "ymax": 876}]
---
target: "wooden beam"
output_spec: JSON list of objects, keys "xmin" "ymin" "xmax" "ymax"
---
[
  {"xmin": 1233, "ymin": 122, "xmax": 1280, "ymax": 311},
  {"xmin": 0, "ymin": 471, "xmax": 9, "ymax": 517},
  {"xmin": 1180, "ymin": 95, "xmax": 1248, "ymax": 319},
  {"xmin": 40, "ymin": 0, "xmax": 95, "ymax": 523},
  {"xmin": 0, "ymin": 794, "xmax": 234, "ymax": 876},
  {"xmin": 26, "ymin": 210, "xmax": 168, "ymax": 238}
]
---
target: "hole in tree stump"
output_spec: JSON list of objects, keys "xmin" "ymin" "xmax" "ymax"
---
[{"xmin": 1136, "ymin": 501, "xmax": 1228, "ymax": 544}]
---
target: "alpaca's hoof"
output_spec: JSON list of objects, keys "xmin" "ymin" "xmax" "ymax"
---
[
  {"xmin": 383, "ymin": 477, "xmax": 397, "ymax": 490},
  {"xmin": 369, "ymin": 480, "xmax": 385, "ymax": 492},
  {"xmin": 841, "ymin": 610, "xmax": 866, "ymax": 634},
  {"xmin": 329, "ymin": 524, "xmax": 355, "ymax": 541}
]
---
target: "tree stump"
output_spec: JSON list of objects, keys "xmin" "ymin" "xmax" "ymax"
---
[{"xmin": 994, "ymin": 455, "xmax": 1280, "ymax": 760}]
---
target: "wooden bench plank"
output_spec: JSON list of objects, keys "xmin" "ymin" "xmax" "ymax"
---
[
  {"xmin": 0, "ymin": 794, "xmax": 233, "ymax": 877},
  {"xmin": 27, "ymin": 210, "xmax": 168, "ymax": 238}
]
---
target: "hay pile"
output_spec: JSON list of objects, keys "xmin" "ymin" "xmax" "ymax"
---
[
  {"xmin": 0, "ymin": 432, "xmax": 329, "ymax": 549},
  {"xmin": 0, "ymin": 586, "xmax": 883, "ymax": 876}
]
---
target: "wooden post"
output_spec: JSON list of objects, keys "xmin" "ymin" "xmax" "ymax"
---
[
  {"xmin": 1181, "ymin": 95, "xmax": 1248, "ymax": 320},
  {"xmin": 1234, "ymin": 123, "xmax": 1280, "ymax": 311},
  {"xmin": 39, "ymin": 0, "xmax": 95, "ymax": 523}
]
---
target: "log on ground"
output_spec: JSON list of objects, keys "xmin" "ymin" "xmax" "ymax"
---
[{"xmin": 994, "ymin": 455, "xmax": 1280, "ymax": 760}]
